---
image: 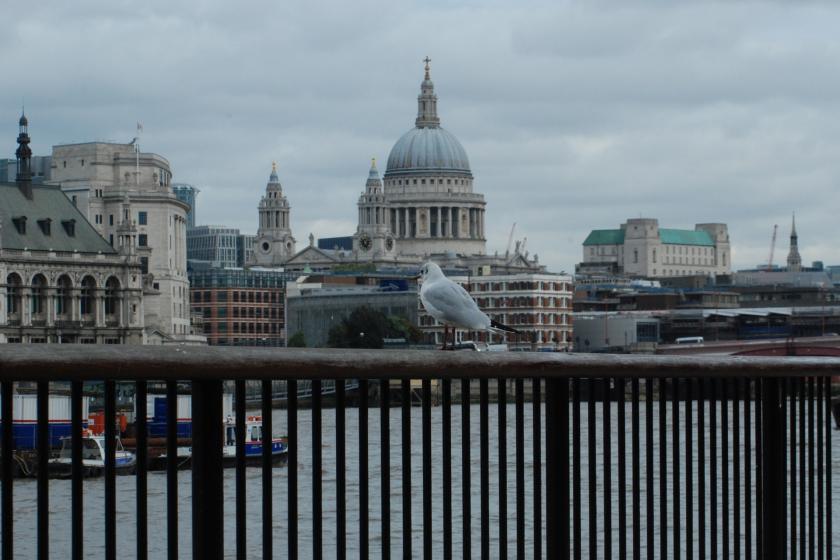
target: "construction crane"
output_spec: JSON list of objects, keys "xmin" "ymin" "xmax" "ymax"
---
[
  {"xmin": 767, "ymin": 224, "xmax": 778, "ymax": 271},
  {"xmin": 505, "ymin": 222, "xmax": 517, "ymax": 258}
]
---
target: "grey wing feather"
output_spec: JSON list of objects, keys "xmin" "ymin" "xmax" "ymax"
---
[{"xmin": 422, "ymin": 281, "xmax": 490, "ymax": 330}]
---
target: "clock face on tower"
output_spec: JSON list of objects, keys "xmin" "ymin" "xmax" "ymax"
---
[{"xmin": 359, "ymin": 233, "xmax": 372, "ymax": 251}]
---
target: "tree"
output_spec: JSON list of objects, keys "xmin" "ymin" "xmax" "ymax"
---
[{"xmin": 287, "ymin": 331, "xmax": 306, "ymax": 347}]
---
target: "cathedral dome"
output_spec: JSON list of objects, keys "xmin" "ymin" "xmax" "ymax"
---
[
  {"xmin": 385, "ymin": 126, "xmax": 471, "ymax": 176},
  {"xmin": 384, "ymin": 58, "xmax": 472, "ymax": 178}
]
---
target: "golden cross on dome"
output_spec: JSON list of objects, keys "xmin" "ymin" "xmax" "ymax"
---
[{"xmin": 423, "ymin": 56, "xmax": 431, "ymax": 69}]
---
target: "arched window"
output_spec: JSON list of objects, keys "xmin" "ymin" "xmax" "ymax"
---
[
  {"xmin": 6, "ymin": 273, "xmax": 22, "ymax": 316},
  {"xmin": 56, "ymin": 275, "xmax": 72, "ymax": 317},
  {"xmin": 104, "ymin": 277, "xmax": 120, "ymax": 317},
  {"xmin": 31, "ymin": 274, "xmax": 47, "ymax": 316},
  {"xmin": 80, "ymin": 276, "xmax": 96, "ymax": 318}
]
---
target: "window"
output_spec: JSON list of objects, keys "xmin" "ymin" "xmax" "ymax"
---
[
  {"xmin": 80, "ymin": 277, "xmax": 96, "ymax": 316},
  {"xmin": 138, "ymin": 234, "xmax": 148, "ymax": 247},
  {"xmin": 62, "ymin": 219, "xmax": 76, "ymax": 237},
  {"xmin": 109, "ymin": 234, "xmax": 114, "ymax": 246},
  {"xmin": 138, "ymin": 211, "xmax": 148, "ymax": 225},
  {"xmin": 633, "ymin": 249, "xmax": 639, "ymax": 263},
  {"xmin": 37, "ymin": 219, "xmax": 51, "ymax": 236},
  {"xmin": 140, "ymin": 257, "xmax": 149, "ymax": 274},
  {"xmin": 12, "ymin": 216, "xmax": 26, "ymax": 234},
  {"xmin": 109, "ymin": 215, "xmax": 114, "ymax": 226},
  {"xmin": 71, "ymin": 195, "xmax": 77, "ymax": 206},
  {"xmin": 81, "ymin": 159, "xmax": 85, "ymax": 167}
]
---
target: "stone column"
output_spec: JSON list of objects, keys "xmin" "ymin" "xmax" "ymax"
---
[
  {"xmin": 21, "ymin": 287, "xmax": 32, "ymax": 326},
  {"xmin": 96, "ymin": 288, "xmax": 106, "ymax": 327},
  {"xmin": 45, "ymin": 287, "xmax": 56, "ymax": 327}
]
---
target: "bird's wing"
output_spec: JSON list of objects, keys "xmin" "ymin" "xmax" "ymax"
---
[{"xmin": 422, "ymin": 280, "xmax": 490, "ymax": 330}]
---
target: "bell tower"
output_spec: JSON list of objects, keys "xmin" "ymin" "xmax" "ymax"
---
[
  {"xmin": 252, "ymin": 163, "xmax": 296, "ymax": 266},
  {"xmin": 353, "ymin": 158, "xmax": 396, "ymax": 258}
]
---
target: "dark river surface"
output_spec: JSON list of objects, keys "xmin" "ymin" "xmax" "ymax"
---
[{"xmin": 10, "ymin": 402, "xmax": 840, "ymax": 558}]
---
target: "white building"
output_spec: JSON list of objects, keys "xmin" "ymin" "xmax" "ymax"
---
[
  {"xmin": 418, "ymin": 271, "xmax": 574, "ymax": 351},
  {"xmin": 580, "ymin": 218, "xmax": 731, "ymax": 278},
  {"xmin": 48, "ymin": 141, "xmax": 196, "ymax": 341},
  {"xmin": 1, "ymin": 115, "xmax": 144, "ymax": 344}
]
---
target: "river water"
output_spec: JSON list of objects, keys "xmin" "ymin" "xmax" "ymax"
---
[{"xmin": 9, "ymin": 402, "xmax": 840, "ymax": 559}]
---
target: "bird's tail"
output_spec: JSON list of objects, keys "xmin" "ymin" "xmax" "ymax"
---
[{"xmin": 490, "ymin": 320, "xmax": 520, "ymax": 335}]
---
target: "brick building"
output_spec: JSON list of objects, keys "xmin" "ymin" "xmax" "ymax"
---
[{"xmin": 188, "ymin": 266, "xmax": 294, "ymax": 346}]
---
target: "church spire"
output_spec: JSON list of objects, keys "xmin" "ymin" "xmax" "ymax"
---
[
  {"xmin": 415, "ymin": 56, "xmax": 440, "ymax": 129},
  {"xmin": 786, "ymin": 212, "xmax": 802, "ymax": 272},
  {"xmin": 366, "ymin": 157, "xmax": 382, "ymax": 193},
  {"xmin": 15, "ymin": 109, "xmax": 33, "ymax": 198}
]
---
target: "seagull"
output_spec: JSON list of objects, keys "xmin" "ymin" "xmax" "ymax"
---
[{"xmin": 418, "ymin": 261, "xmax": 520, "ymax": 349}]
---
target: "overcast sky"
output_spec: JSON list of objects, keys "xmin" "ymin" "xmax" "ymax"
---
[{"xmin": 3, "ymin": 0, "xmax": 839, "ymax": 273}]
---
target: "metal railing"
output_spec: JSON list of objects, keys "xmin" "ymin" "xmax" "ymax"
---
[{"xmin": 0, "ymin": 345, "xmax": 836, "ymax": 559}]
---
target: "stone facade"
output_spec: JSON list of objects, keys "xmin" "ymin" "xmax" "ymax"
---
[
  {"xmin": 580, "ymin": 218, "xmax": 731, "ymax": 278},
  {"xmin": 48, "ymin": 141, "xmax": 194, "ymax": 339},
  {"xmin": 252, "ymin": 164, "xmax": 296, "ymax": 266},
  {"xmin": 417, "ymin": 271, "xmax": 574, "ymax": 351}
]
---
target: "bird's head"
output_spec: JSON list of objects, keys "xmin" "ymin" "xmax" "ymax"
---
[{"xmin": 418, "ymin": 261, "xmax": 443, "ymax": 283}]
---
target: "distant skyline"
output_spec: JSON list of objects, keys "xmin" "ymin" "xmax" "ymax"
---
[{"xmin": 3, "ymin": 0, "xmax": 839, "ymax": 273}]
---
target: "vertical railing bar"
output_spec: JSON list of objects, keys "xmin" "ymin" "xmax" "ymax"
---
[
  {"xmin": 71, "ymin": 380, "xmax": 83, "ymax": 560},
  {"xmin": 658, "ymin": 379, "xmax": 667, "ymax": 560},
  {"xmin": 498, "ymin": 378, "xmax": 508, "ymax": 560},
  {"xmin": 744, "ymin": 380, "xmax": 752, "ymax": 560},
  {"xmin": 401, "ymin": 379, "xmax": 411, "ymax": 559},
  {"xmin": 0, "ymin": 381, "xmax": 12, "ymax": 560},
  {"xmin": 605, "ymin": 378, "xmax": 613, "ymax": 560},
  {"xmin": 262, "ymin": 379, "xmax": 273, "ymax": 560},
  {"xmin": 462, "ymin": 378, "xmax": 471, "ymax": 560},
  {"xmin": 572, "ymin": 378, "xmax": 581, "ymax": 560},
  {"xmin": 734, "ymin": 380, "xmax": 741, "ymax": 560},
  {"xmin": 480, "ymin": 378, "xmax": 489, "ymax": 559},
  {"xmin": 755, "ymin": 379, "xmax": 763, "ymax": 560},
  {"xmin": 722, "ymin": 378, "xmax": 730, "ymax": 560},
  {"xmin": 515, "ymin": 379, "xmax": 525, "ymax": 560},
  {"xmin": 288, "ymin": 379, "xmax": 298, "ymax": 560},
  {"xmin": 337, "ymin": 380, "xmax": 347, "ymax": 560},
  {"xmin": 191, "ymin": 379, "xmax": 224, "ymax": 560},
  {"xmin": 359, "ymin": 379, "xmax": 369, "ymax": 560},
  {"xmin": 313, "ymin": 378, "xmax": 323, "ymax": 560},
  {"xmin": 711, "ymin": 378, "xmax": 718, "ymax": 560},
  {"xmin": 698, "ymin": 379, "xmax": 706, "ymax": 560},
  {"xmin": 104, "ymin": 379, "xmax": 116, "ymax": 560},
  {"xmin": 645, "ymin": 379, "xmax": 654, "ymax": 560},
  {"xmin": 422, "ymin": 379, "xmax": 432, "ymax": 560},
  {"xmin": 380, "ymin": 378, "xmax": 390, "ymax": 559},
  {"xmin": 823, "ymin": 376, "xmax": 831, "ymax": 560},
  {"xmin": 36, "ymin": 380, "xmax": 49, "ymax": 560},
  {"xmin": 533, "ymin": 378, "xmax": 542, "ymax": 560},
  {"xmin": 685, "ymin": 378, "xmax": 693, "ymax": 560},
  {"xmin": 672, "ymin": 378, "xmax": 681, "ymax": 560},
  {"xmin": 808, "ymin": 377, "xmax": 814, "ymax": 560},
  {"xmin": 234, "ymin": 380, "xmax": 246, "ymax": 560},
  {"xmin": 588, "ymin": 378, "xmax": 597, "ymax": 560},
  {"xmin": 619, "ymin": 378, "xmax": 627, "ymax": 560},
  {"xmin": 166, "ymin": 380, "xmax": 178, "ymax": 560},
  {"xmin": 545, "ymin": 377, "xmax": 569, "ymax": 560},
  {"xmin": 136, "ymin": 380, "xmax": 148, "ymax": 560},
  {"xmin": 816, "ymin": 377, "xmax": 824, "ymax": 560},
  {"xmin": 789, "ymin": 378, "xmax": 796, "ymax": 560},
  {"xmin": 760, "ymin": 377, "xmax": 786, "ymax": 560},
  {"xmin": 631, "ymin": 378, "xmax": 640, "ymax": 560},
  {"xmin": 799, "ymin": 377, "xmax": 806, "ymax": 560},
  {"xmin": 442, "ymin": 379, "xmax": 452, "ymax": 560}
]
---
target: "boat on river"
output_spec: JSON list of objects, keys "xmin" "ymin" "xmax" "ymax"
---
[
  {"xmin": 222, "ymin": 415, "xmax": 288, "ymax": 467},
  {"xmin": 48, "ymin": 432, "xmax": 137, "ymax": 478},
  {"xmin": 152, "ymin": 416, "xmax": 288, "ymax": 470}
]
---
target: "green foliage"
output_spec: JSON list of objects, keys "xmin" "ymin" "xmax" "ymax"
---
[
  {"xmin": 327, "ymin": 306, "xmax": 420, "ymax": 348},
  {"xmin": 287, "ymin": 331, "xmax": 307, "ymax": 347}
]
